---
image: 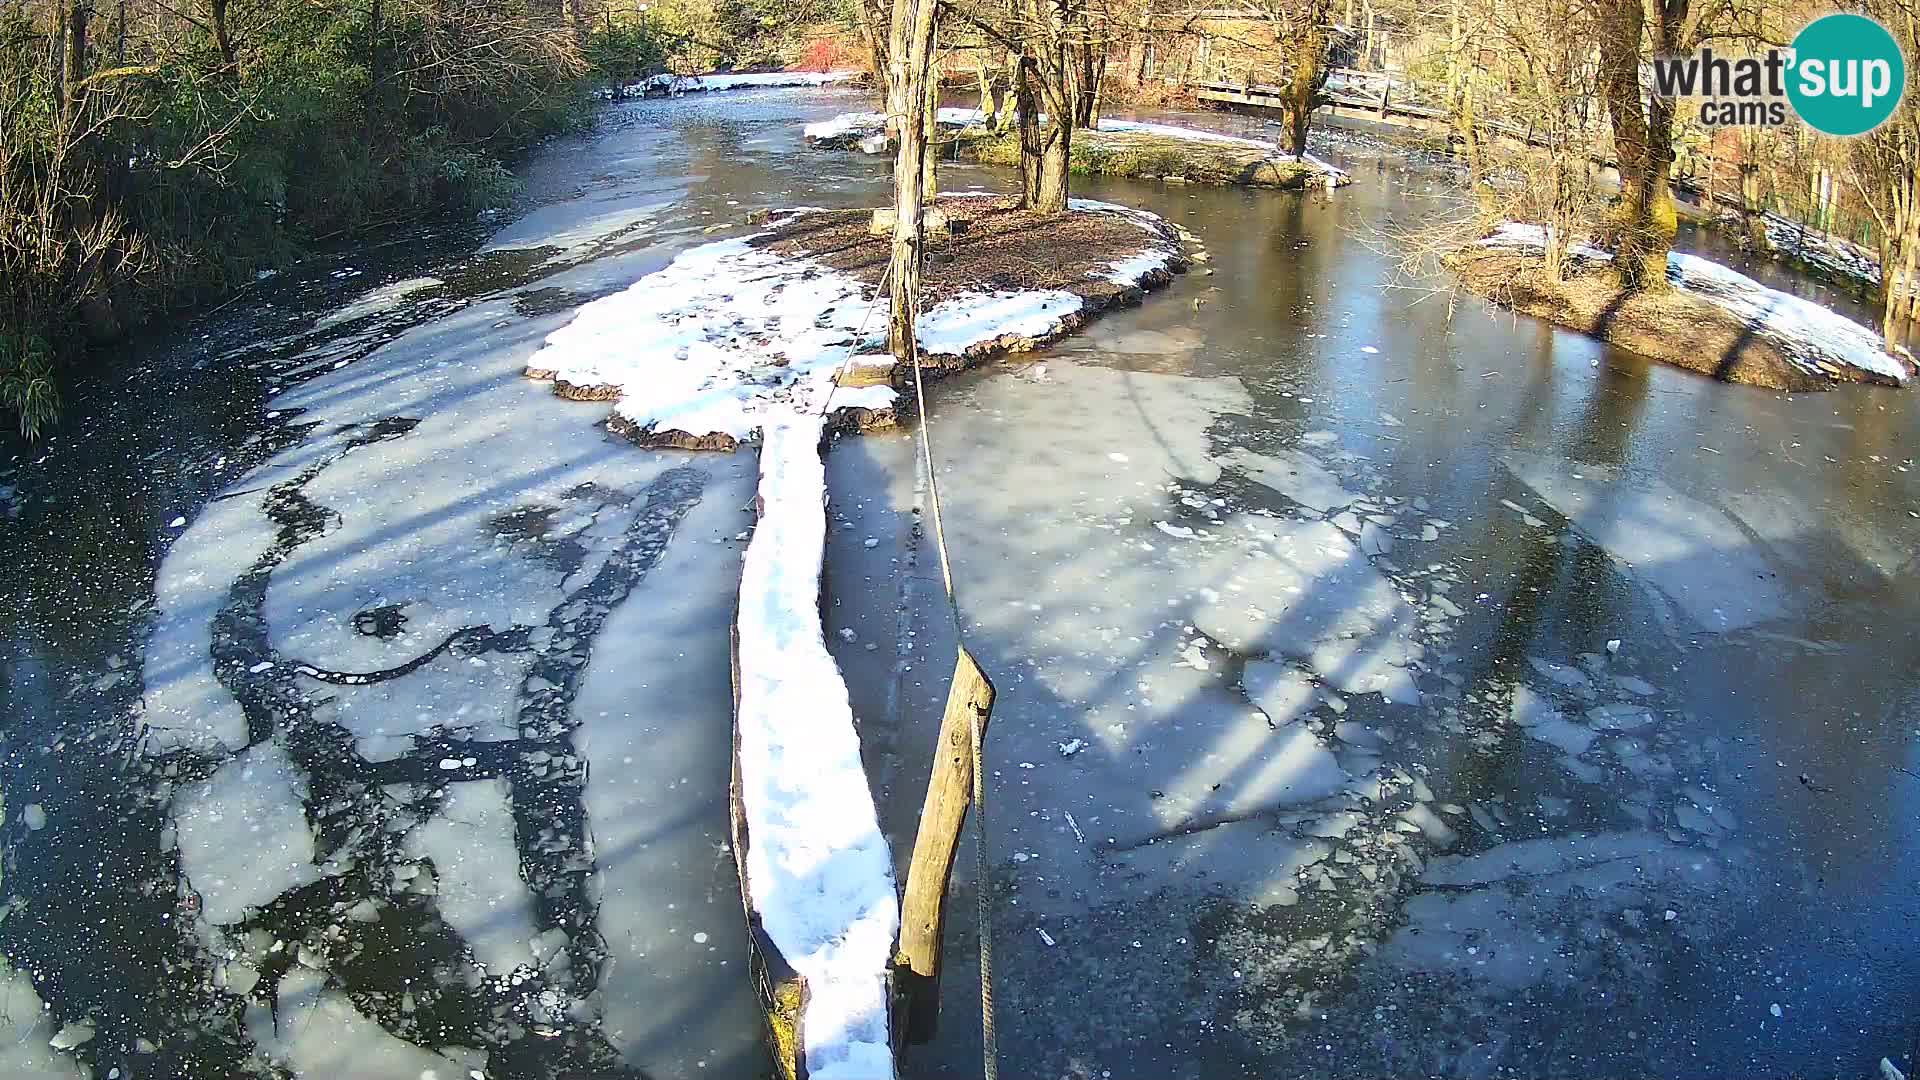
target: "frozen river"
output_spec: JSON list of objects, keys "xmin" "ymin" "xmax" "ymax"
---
[{"xmin": 1, "ymin": 87, "xmax": 1916, "ymax": 1079}]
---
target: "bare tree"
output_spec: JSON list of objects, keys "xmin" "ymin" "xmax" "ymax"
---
[{"xmin": 1848, "ymin": 0, "xmax": 1918, "ymax": 343}]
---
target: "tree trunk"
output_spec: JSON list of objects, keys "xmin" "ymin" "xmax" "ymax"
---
[
  {"xmin": 885, "ymin": 0, "xmax": 939, "ymax": 365},
  {"xmin": 856, "ymin": 0, "xmax": 890, "ymax": 115},
  {"xmin": 1016, "ymin": 58, "xmax": 1041, "ymax": 208},
  {"xmin": 62, "ymin": 0, "xmax": 89, "ymax": 125},
  {"xmin": 367, "ymin": 0, "xmax": 384, "ymax": 132},
  {"xmin": 210, "ymin": 0, "xmax": 236, "ymax": 69},
  {"xmin": 1885, "ymin": 198, "xmax": 1917, "ymax": 343},
  {"xmin": 1276, "ymin": 6, "xmax": 1327, "ymax": 159},
  {"xmin": 1597, "ymin": 0, "xmax": 1681, "ymax": 288},
  {"xmin": 922, "ymin": 35, "xmax": 939, "ymax": 201},
  {"xmin": 1035, "ymin": 124, "xmax": 1071, "ymax": 213}
]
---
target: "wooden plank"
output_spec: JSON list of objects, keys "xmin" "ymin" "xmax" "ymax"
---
[{"xmin": 892, "ymin": 644, "xmax": 995, "ymax": 1044}]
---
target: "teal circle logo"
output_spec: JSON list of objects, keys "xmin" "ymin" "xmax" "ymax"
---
[{"xmin": 1787, "ymin": 14, "xmax": 1907, "ymax": 136}]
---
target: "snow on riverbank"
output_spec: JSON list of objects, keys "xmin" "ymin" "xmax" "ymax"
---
[
  {"xmin": 1718, "ymin": 208, "xmax": 1882, "ymax": 287},
  {"xmin": 1480, "ymin": 222, "xmax": 1910, "ymax": 386},
  {"xmin": 525, "ymin": 202, "xmax": 1182, "ymax": 447},
  {"xmin": 599, "ymin": 70, "xmax": 859, "ymax": 99},
  {"xmin": 802, "ymin": 108, "xmax": 1352, "ymax": 183}
]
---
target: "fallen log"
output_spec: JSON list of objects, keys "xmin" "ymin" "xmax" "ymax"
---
[{"xmin": 728, "ymin": 417, "xmax": 900, "ymax": 1080}]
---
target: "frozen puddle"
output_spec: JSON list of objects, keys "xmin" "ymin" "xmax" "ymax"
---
[{"xmin": 1503, "ymin": 452, "xmax": 1790, "ymax": 632}]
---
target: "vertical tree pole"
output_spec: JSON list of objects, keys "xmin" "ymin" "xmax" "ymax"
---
[
  {"xmin": 885, "ymin": 0, "xmax": 939, "ymax": 369},
  {"xmin": 884, "ymin": 0, "xmax": 1000, "ymax": 1051}
]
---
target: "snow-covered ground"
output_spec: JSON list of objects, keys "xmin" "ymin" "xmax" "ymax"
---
[
  {"xmin": 525, "ymin": 202, "xmax": 1182, "ymax": 447},
  {"xmin": 802, "ymin": 108, "xmax": 1353, "ymax": 183},
  {"xmin": 596, "ymin": 70, "xmax": 859, "ymax": 100},
  {"xmin": 1480, "ymin": 221, "xmax": 1910, "ymax": 386}
]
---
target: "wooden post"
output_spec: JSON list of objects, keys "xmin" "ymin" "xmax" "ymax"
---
[{"xmin": 893, "ymin": 645, "xmax": 995, "ymax": 1043}]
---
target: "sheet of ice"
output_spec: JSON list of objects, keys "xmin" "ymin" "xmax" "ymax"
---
[
  {"xmin": 1194, "ymin": 518, "xmax": 1423, "ymax": 704},
  {"xmin": 403, "ymin": 778, "xmax": 540, "ymax": 978},
  {"xmin": 174, "ymin": 739, "xmax": 318, "ymax": 924},
  {"xmin": 0, "ymin": 960, "xmax": 84, "ymax": 1079},
  {"xmin": 1222, "ymin": 446, "xmax": 1360, "ymax": 512},
  {"xmin": 142, "ymin": 469, "xmax": 281, "ymax": 753},
  {"xmin": 1480, "ymin": 222, "xmax": 1908, "ymax": 384},
  {"xmin": 1387, "ymin": 832, "xmax": 1717, "ymax": 991},
  {"xmin": 314, "ymin": 277, "xmax": 443, "ymax": 331},
  {"xmin": 251, "ymin": 966, "xmax": 487, "ymax": 1079},
  {"xmin": 735, "ymin": 418, "xmax": 897, "ymax": 1080},
  {"xmin": 644, "ymin": 70, "xmax": 858, "ymax": 94},
  {"xmin": 1503, "ymin": 451, "xmax": 1790, "ymax": 632},
  {"xmin": 570, "ymin": 457, "xmax": 767, "ymax": 1074}
]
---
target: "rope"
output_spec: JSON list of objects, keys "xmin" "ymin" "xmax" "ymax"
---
[{"xmin": 906, "ymin": 324, "xmax": 996, "ymax": 1080}]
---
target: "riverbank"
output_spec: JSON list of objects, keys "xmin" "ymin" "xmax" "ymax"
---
[
  {"xmin": 1451, "ymin": 223, "xmax": 1913, "ymax": 392},
  {"xmin": 805, "ymin": 109, "xmax": 1350, "ymax": 190}
]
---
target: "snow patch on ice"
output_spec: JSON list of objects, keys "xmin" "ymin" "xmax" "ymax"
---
[
  {"xmin": 919, "ymin": 291, "xmax": 1085, "ymax": 356},
  {"xmin": 528, "ymin": 202, "xmax": 1179, "ymax": 444},
  {"xmin": 526, "ymin": 238, "xmax": 886, "ymax": 445}
]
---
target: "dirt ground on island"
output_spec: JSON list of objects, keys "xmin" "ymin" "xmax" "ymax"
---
[
  {"xmin": 1450, "ymin": 246, "xmax": 1900, "ymax": 392},
  {"xmin": 758, "ymin": 196, "xmax": 1180, "ymax": 307}
]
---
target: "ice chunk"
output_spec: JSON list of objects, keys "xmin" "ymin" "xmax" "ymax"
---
[
  {"xmin": 403, "ymin": 778, "xmax": 540, "ymax": 978},
  {"xmin": 1241, "ymin": 661, "xmax": 1318, "ymax": 726},
  {"xmin": 1222, "ymin": 447, "xmax": 1359, "ymax": 512},
  {"xmin": 175, "ymin": 740, "xmax": 318, "ymax": 924}
]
